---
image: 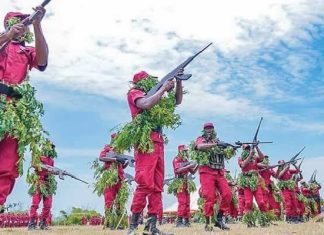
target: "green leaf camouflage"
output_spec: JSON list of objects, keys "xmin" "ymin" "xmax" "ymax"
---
[
  {"xmin": 0, "ymin": 81, "xmax": 48, "ymax": 176},
  {"xmin": 112, "ymin": 77, "xmax": 182, "ymax": 153}
]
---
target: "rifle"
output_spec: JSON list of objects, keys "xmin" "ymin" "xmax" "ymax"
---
[
  {"xmin": 217, "ymin": 141, "xmax": 240, "ymax": 150},
  {"xmin": 124, "ymin": 173, "xmax": 135, "ymax": 185},
  {"xmin": 0, "ymin": 0, "xmax": 52, "ymax": 51},
  {"xmin": 104, "ymin": 151, "xmax": 135, "ymax": 168},
  {"xmin": 235, "ymin": 117, "xmax": 272, "ymax": 148},
  {"xmin": 309, "ymin": 169, "xmax": 317, "ymax": 183},
  {"xmin": 41, "ymin": 164, "xmax": 89, "ymax": 185},
  {"xmin": 163, "ymin": 177, "xmax": 174, "ymax": 186},
  {"xmin": 146, "ymin": 43, "xmax": 213, "ymax": 97},
  {"xmin": 258, "ymin": 158, "xmax": 301, "ymax": 172}
]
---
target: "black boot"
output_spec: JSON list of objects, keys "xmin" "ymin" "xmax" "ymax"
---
[
  {"xmin": 127, "ymin": 213, "xmax": 140, "ymax": 235},
  {"xmin": 175, "ymin": 217, "xmax": 184, "ymax": 227},
  {"xmin": 39, "ymin": 218, "xmax": 49, "ymax": 230},
  {"xmin": 27, "ymin": 218, "xmax": 37, "ymax": 230},
  {"xmin": 183, "ymin": 218, "xmax": 191, "ymax": 227},
  {"xmin": 204, "ymin": 217, "xmax": 213, "ymax": 232},
  {"xmin": 143, "ymin": 215, "xmax": 173, "ymax": 235},
  {"xmin": 214, "ymin": 212, "xmax": 230, "ymax": 230}
]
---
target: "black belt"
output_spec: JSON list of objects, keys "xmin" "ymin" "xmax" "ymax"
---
[{"xmin": 0, "ymin": 83, "xmax": 22, "ymax": 99}]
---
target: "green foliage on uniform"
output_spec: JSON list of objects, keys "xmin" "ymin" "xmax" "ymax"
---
[
  {"xmin": 26, "ymin": 168, "xmax": 57, "ymax": 197},
  {"xmin": 297, "ymin": 193, "xmax": 309, "ymax": 204},
  {"xmin": 42, "ymin": 140, "xmax": 57, "ymax": 158},
  {"xmin": 242, "ymin": 211, "xmax": 258, "ymax": 227},
  {"xmin": 112, "ymin": 77, "xmax": 182, "ymax": 153},
  {"xmin": 6, "ymin": 17, "xmax": 34, "ymax": 43},
  {"xmin": 167, "ymin": 178, "xmax": 196, "ymax": 195},
  {"xmin": 189, "ymin": 141, "xmax": 235, "ymax": 166},
  {"xmin": 271, "ymin": 183, "xmax": 283, "ymax": 203},
  {"xmin": 91, "ymin": 159, "xmax": 119, "ymax": 196},
  {"xmin": 104, "ymin": 182, "xmax": 129, "ymax": 229},
  {"xmin": 258, "ymin": 211, "xmax": 276, "ymax": 227},
  {"xmin": 0, "ymin": 82, "xmax": 48, "ymax": 176},
  {"xmin": 237, "ymin": 172, "xmax": 259, "ymax": 191},
  {"xmin": 277, "ymin": 179, "xmax": 295, "ymax": 190}
]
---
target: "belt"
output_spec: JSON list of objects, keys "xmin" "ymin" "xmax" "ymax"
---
[
  {"xmin": 0, "ymin": 83, "xmax": 22, "ymax": 99},
  {"xmin": 208, "ymin": 163, "xmax": 223, "ymax": 170}
]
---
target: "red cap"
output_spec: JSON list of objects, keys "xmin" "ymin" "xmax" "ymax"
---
[
  {"xmin": 178, "ymin": 145, "xmax": 188, "ymax": 152},
  {"xmin": 133, "ymin": 71, "xmax": 150, "ymax": 84},
  {"xmin": 203, "ymin": 122, "xmax": 214, "ymax": 129},
  {"xmin": 278, "ymin": 160, "xmax": 285, "ymax": 164},
  {"xmin": 111, "ymin": 133, "xmax": 117, "ymax": 139},
  {"xmin": 242, "ymin": 144, "xmax": 250, "ymax": 150},
  {"xmin": 4, "ymin": 12, "xmax": 30, "ymax": 28}
]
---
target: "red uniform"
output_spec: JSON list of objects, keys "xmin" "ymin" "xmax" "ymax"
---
[
  {"xmin": 295, "ymin": 184, "xmax": 305, "ymax": 217},
  {"xmin": 173, "ymin": 156, "xmax": 191, "ymax": 219},
  {"xmin": 0, "ymin": 36, "xmax": 46, "ymax": 206},
  {"xmin": 237, "ymin": 187, "xmax": 245, "ymax": 216},
  {"xmin": 128, "ymin": 89, "xmax": 164, "ymax": 216},
  {"xmin": 99, "ymin": 145, "xmax": 125, "ymax": 210},
  {"xmin": 196, "ymin": 136, "xmax": 232, "ymax": 217},
  {"xmin": 238, "ymin": 156, "xmax": 267, "ymax": 213},
  {"xmin": 29, "ymin": 156, "xmax": 54, "ymax": 221},
  {"xmin": 259, "ymin": 168, "xmax": 281, "ymax": 217},
  {"xmin": 277, "ymin": 169, "xmax": 299, "ymax": 217},
  {"xmin": 313, "ymin": 186, "xmax": 321, "ymax": 216}
]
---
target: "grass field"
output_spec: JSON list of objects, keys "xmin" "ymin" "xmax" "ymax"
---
[{"xmin": 1, "ymin": 221, "xmax": 324, "ymax": 235}]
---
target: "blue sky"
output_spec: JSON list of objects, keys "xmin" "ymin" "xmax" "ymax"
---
[{"xmin": 1, "ymin": 0, "xmax": 324, "ymax": 216}]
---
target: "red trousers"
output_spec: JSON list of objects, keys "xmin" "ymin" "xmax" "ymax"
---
[
  {"xmin": 243, "ymin": 184, "xmax": 267, "ymax": 213},
  {"xmin": 131, "ymin": 142, "xmax": 164, "ymax": 216},
  {"xmin": 199, "ymin": 168, "xmax": 232, "ymax": 217},
  {"xmin": 104, "ymin": 182, "xmax": 121, "ymax": 209},
  {"xmin": 176, "ymin": 184, "xmax": 190, "ymax": 218},
  {"xmin": 0, "ymin": 136, "xmax": 19, "ymax": 205},
  {"xmin": 29, "ymin": 191, "xmax": 53, "ymax": 220},
  {"xmin": 281, "ymin": 189, "xmax": 299, "ymax": 217},
  {"xmin": 262, "ymin": 187, "xmax": 280, "ymax": 217},
  {"xmin": 238, "ymin": 188, "xmax": 245, "ymax": 216},
  {"xmin": 316, "ymin": 200, "xmax": 321, "ymax": 216},
  {"xmin": 229, "ymin": 201, "xmax": 238, "ymax": 218}
]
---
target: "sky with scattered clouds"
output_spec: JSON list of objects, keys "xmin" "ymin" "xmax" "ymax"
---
[{"xmin": 1, "ymin": 0, "xmax": 323, "ymax": 216}]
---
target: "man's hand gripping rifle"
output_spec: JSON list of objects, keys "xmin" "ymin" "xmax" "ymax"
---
[{"xmin": 235, "ymin": 117, "xmax": 273, "ymax": 149}]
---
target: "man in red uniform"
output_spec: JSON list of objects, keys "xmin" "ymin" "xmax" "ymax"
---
[
  {"xmin": 0, "ymin": 7, "xmax": 48, "ymax": 211},
  {"xmin": 195, "ymin": 122, "xmax": 233, "ymax": 231},
  {"xmin": 257, "ymin": 155, "xmax": 281, "ymax": 218},
  {"xmin": 27, "ymin": 142, "xmax": 56, "ymax": 230},
  {"xmin": 294, "ymin": 176, "xmax": 306, "ymax": 222},
  {"xmin": 127, "ymin": 71, "xmax": 183, "ymax": 235},
  {"xmin": 311, "ymin": 182, "xmax": 322, "ymax": 216},
  {"xmin": 225, "ymin": 170, "xmax": 238, "ymax": 219},
  {"xmin": 238, "ymin": 144, "xmax": 268, "ymax": 226},
  {"xmin": 99, "ymin": 133, "xmax": 129, "ymax": 229},
  {"xmin": 172, "ymin": 144, "xmax": 198, "ymax": 227},
  {"xmin": 276, "ymin": 161, "xmax": 300, "ymax": 223}
]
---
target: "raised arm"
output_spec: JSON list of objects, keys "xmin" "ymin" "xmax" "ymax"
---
[
  {"xmin": 32, "ymin": 6, "xmax": 48, "ymax": 68},
  {"xmin": 136, "ymin": 80, "xmax": 174, "ymax": 110}
]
